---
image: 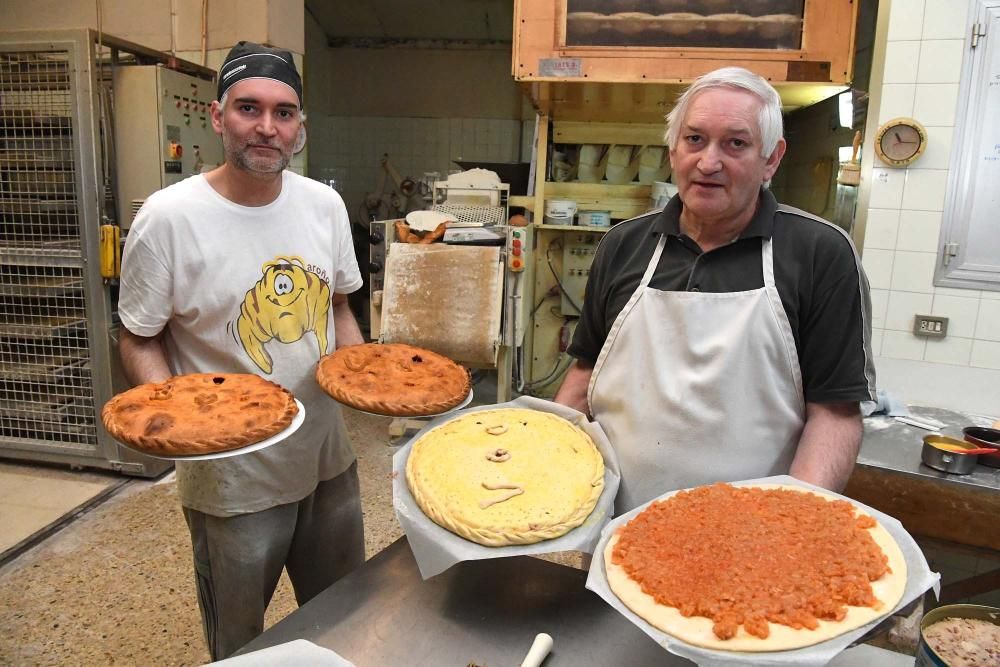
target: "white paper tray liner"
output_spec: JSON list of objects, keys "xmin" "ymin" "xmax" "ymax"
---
[
  {"xmin": 392, "ymin": 395, "xmax": 621, "ymax": 579},
  {"xmin": 585, "ymin": 475, "xmax": 940, "ymax": 667}
]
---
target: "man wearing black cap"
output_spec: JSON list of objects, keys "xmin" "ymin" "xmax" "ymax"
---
[{"xmin": 117, "ymin": 42, "xmax": 366, "ymax": 659}]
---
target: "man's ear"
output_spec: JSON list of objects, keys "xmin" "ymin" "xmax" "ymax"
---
[
  {"xmin": 763, "ymin": 137, "xmax": 786, "ymax": 181},
  {"xmin": 209, "ymin": 100, "xmax": 224, "ymax": 135}
]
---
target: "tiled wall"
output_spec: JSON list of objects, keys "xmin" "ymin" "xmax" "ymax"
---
[
  {"xmin": 307, "ymin": 115, "xmax": 524, "ymax": 219},
  {"xmin": 862, "ymin": 0, "xmax": 1000, "ymax": 412}
]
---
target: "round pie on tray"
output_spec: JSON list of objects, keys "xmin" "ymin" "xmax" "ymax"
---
[
  {"xmin": 604, "ymin": 483, "xmax": 907, "ymax": 652},
  {"xmin": 406, "ymin": 407, "xmax": 605, "ymax": 546},
  {"xmin": 102, "ymin": 373, "xmax": 298, "ymax": 457},
  {"xmin": 315, "ymin": 343, "xmax": 471, "ymax": 417}
]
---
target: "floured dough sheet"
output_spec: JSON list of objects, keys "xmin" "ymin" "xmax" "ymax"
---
[{"xmin": 381, "ymin": 244, "xmax": 501, "ymax": 366}]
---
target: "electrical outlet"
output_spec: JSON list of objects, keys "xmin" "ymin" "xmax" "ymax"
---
[{"xmin": 913, "ymin": 315, "xmax": 948, "ymax": 338}]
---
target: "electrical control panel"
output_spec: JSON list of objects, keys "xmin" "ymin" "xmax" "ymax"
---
[
  {"xmin": 561, "ymin": 232, "xmax": 598, "ymax": 316},
  {"xmin": 508, "ymin": 226, "xmax": 528, "ymax": 272},
  {"xmin": 113, "ymin": 65, "xmax": 223, "ymax": 228}
]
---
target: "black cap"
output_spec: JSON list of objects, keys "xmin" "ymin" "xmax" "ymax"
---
[{"xmin": 217, "ymin": 41, "xmax": 302, "ymax": 107}]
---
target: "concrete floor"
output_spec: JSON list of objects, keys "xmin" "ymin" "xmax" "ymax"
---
[{"xmin": 0, "ymin": 409, "xmax": 402, "ymax": 666}]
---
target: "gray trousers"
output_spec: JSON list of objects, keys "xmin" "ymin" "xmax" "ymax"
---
[{"xmin": 182, "ymin": 461, "xmax": 365, "ymax": 660}]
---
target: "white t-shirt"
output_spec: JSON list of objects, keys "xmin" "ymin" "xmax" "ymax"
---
[{"xmin": 118, "ymin": 171, "xmax": 362, "ymax": 516}]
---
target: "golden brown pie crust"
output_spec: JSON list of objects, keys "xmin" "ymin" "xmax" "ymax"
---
[
  {"xmin": 315, "ymin": 343, "xmax": 471, "ymax": 416},
  {"xmin": 102, "ymin": 373, "xmax": 298, "ymax": 456}
]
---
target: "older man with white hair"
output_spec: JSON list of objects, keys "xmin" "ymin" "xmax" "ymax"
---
[{"xmin": 555, "ymin": 67, "xmax": 875, "ymax": 514}]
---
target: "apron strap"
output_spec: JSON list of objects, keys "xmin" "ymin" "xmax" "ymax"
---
[
  {"xmin": 639, "ymin": 234, "xmax": 667, "ymax": 288},
  {"xmin": 760, "ymin": 237, "xmax": 804, "ymax": 399}
]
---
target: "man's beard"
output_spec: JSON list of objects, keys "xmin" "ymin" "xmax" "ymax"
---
[{"xmin": 223, "ymin": 134, "xmax": 291, "ymax": 175}]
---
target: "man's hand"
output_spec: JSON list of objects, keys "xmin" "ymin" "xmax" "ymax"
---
[
  {"xmin": 789, "ymin": 401, "xmax": 863, "ymax": 492},
  {"xmin": 553, "ymin": 359, "xmax": 594, "ymax": 417},
  {"xmin": 118, "ymin": 327, "xmax": 172, "ymax": 386}
]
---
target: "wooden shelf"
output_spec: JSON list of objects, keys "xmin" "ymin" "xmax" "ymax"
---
[
  {"xmin": 544, "ymin": 181, "xmax": 652, "ymax": 219},
  {"xmin": 534, "ymin": 223, "xmax": 609, "ymax": 232}
]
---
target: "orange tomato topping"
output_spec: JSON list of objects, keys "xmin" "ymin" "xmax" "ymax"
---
[{"xmin": 612, "ymin": 484, "xmax": 890, "ymax": 640}]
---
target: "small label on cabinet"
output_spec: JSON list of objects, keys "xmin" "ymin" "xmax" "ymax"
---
[{"xmin": 539, "ymin": 58, "xmax": 581, "ymax": 77}]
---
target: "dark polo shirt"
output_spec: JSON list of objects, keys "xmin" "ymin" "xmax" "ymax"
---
[{"xmin": 568, "ymin": 188, "xmax": 876, "ymax": 405}]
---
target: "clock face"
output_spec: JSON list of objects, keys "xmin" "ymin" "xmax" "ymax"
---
[{"xmin": 876, "ymin": 118, "xmax": 927, "ymax": 166}]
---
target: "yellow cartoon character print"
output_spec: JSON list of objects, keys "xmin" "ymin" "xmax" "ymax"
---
[{"xmin": 234, "ymin": 256, "xmax": 331, "ymax": 374}]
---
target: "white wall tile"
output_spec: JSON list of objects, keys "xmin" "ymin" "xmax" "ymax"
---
[
  {"xmin": 935, "ymin": 285, "xmax": 981, "ymax": 299},
  {"xmin": 870, "ymin": 327, "xmax": 885, "ymax": 355},
  {"xmin": 889, "ymin": 0, "xmax": 926, "ymax": 41},
  {"xmin": 891, "ymin": 251, "xmax": 937, "ymax": 293},
  {"xmin": 887, "ymin": 290, "xmax": 934, "ymax": 329},
  {"xmin": 865, "ymin": 208, "xmax": 900, "ymax": 249},
  {"xmin": 870, "ymin": 289, "xmax": 890, "ymax": 329},
  {"xmin": 869, "ymin": 168, "xmax": 905, "ymax": 209},
  {"xmin": 917, "ymin": 125, "xmax": 954, "ymax": 170},
  {"xmin": 922, "ymin": 0, "xmax": 970, "ymax": 40},
  {"xmin": 863, "ymin": 248, "xmax": 895, "ymax": 289},
  {"xmin": 884, "ymin": 41, "xmax": 921, "ymax": 83},
  {"xmin": 913, "ymin": 84, "xmax": 960, "ymax": 125},
  {"xmin": 975, "ymin": 300, "xmax": 1000, "ymax": 341},
  {"xmin": 877, "ymin": 84, "xmax": 916, "ymax": 124},
  {"xmin": 931, "ymin": 294, "xmax": 981, "ymax": 338},
  {"xmin": 901, "ymin": 169, "xmax": 948, "ymax": 211},
  {"xmin": 981, "ymin": 290, "xmax": 1000, "ymax": 301},
  {"xmin": 882, "ymin": 330, "xmax": 928, "ymax": 360},
  {"xmin": 917, "ymin": 40, "xmax": 966, "ymax": 84},
  {"xmin": 924, "ymin": 336, "xmax": 973, "ymax": 365},
  {"xmin": 970, "ymin": 340, "xmax": 1000, "ymax": 370},
  {"xmin": 896, "ymin": 210, "xmax": 942, "ymax": 252}
]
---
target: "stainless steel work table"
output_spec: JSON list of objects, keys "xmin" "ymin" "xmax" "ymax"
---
[
  {"xmin": 849, "ymin": 405, "xmax": 1000, "ymax": 603},
  {"xmin": 859, "ymin": 406, "xmax": 1000, "ymax": 492},
  {"xmin": 238, "ymin": 537, "xmax": 911, "ymax": 665}
]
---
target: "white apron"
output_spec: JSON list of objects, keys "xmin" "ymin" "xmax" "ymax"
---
[{"xmin": 588, "ymin": 234, "xmax": 805, "ymax": 514}]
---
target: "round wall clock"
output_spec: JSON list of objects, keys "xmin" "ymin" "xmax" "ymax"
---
[{"xmin": 874, "ymin": 117, "xmax": 928, "ymax": 167}]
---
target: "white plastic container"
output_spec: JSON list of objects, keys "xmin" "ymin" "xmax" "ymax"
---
[
  {"xmin": 544, "ymin": 199, "xmax": 577, "ymax": 225},
  {"xmin": 577, "ymin": 211, "xmax": 611, "ymax": 227}
]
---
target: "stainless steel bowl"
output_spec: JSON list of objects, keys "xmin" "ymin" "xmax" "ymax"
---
[{"xmin": 920, "ymin": 435, "xmax": 979, "ymax": 475}]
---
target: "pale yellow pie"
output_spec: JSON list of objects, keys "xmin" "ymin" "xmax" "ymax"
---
[{"xmin": 405, "ymin": 408, "xmax": 605, "ymax": 547}]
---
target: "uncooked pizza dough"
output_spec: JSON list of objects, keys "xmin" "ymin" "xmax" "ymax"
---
[{"xmin": 604, "ymin": 483, "xmax": 908, "ymax": 652}]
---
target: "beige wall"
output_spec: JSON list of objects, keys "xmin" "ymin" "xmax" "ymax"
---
[
  {"xmin": 860, "ymin": 0, "xmax": 999, "ymax": 415},
  {"xmin": 0, "ymin": 0, "xmax": 303, "ymax": 55},
  {"xmin": 306, "ymin": 46, "xmax": 521, "ymax": 119},
  {"xmin": 304, "ymin": 9, "xmax": 525, "ymax": 213}
]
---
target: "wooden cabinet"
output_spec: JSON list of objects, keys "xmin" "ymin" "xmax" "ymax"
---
[{"xmin": 514, "ymin": 0, "xmax": 858, "ymax": 87}]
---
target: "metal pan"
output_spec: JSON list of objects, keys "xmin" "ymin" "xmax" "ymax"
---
[
  {"xmin": 920, "ymin": 435, "xmax": 979, "ymax": 475},
  {"xmin": 963, "ymin": 426, "xmax": 1000, "ymax": 468}
]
